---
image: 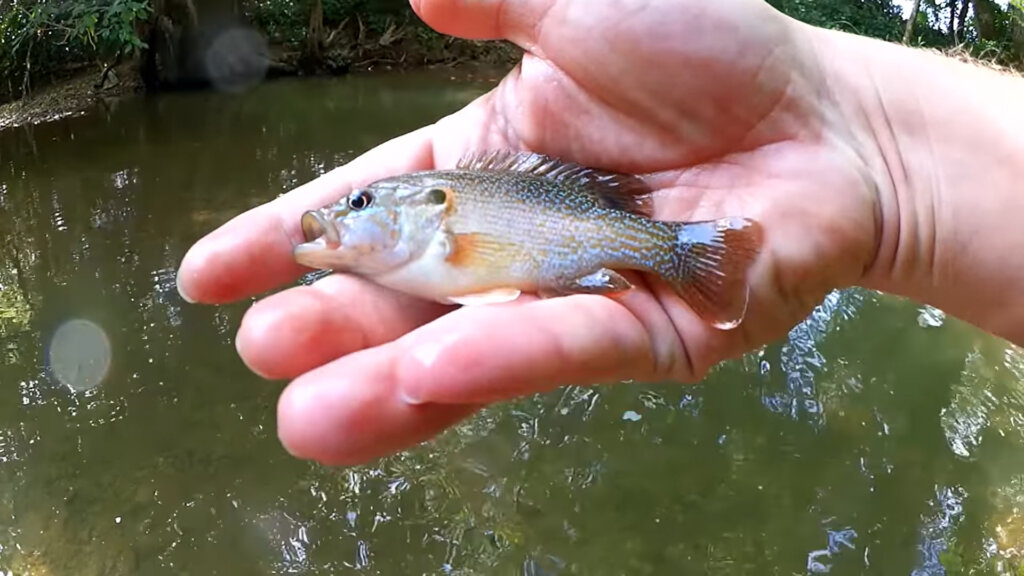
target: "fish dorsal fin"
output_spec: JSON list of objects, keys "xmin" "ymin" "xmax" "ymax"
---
[{"xmin": 455, "ymin": 150, "xmax": 654, "ymax": 217}]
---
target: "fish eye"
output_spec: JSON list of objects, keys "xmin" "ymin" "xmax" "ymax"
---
[
  {"xmin": 426, "ymin": 188, "xmax": 448, "ymax": 205},
  {"xmin": 347, "ymin": 190, "xmax": 373, "ymax": 211}
]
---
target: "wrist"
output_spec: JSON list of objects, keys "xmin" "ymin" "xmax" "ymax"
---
[{"xmin": 809, "ymin": 24, "xmax": 1024, "ymax": 344}]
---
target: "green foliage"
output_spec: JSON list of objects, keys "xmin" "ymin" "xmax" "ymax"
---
[
  {"xmin": 84, "ymin": 0, "xmax": 151, "ymax": 55},
  {"xmin": 241, "ymin": 0, "xmax": 504, "ymax": 70},
  {"xmin": 4, "ymin": 0, "xmax": 1024, "ymax": 107},
  {"xmin": 243, "ymin": 0, "xmax": 307, "ymax": 44},
  {"xmin": 769, "ymin": 0, "xmax": 906, "ymax": 40},
  {"xmin": 243, "ymin": 0, "xmax": 422, "ymax": 46},
  {"xmin": 0, "ymin": 0, "xmax": 151, "ymax": 102},
  {"xmin": 771, "ymin": 0, "xmax": 1024, "ymax": 66}
]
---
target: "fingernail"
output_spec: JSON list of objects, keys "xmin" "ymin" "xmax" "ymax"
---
[
  {"xmin": 235, "ymin": 334, "xmax": 275, "ymax": 380},
  {"xmin": 279, "ymin": 438, "xmax": 314, "ymax": 461},
  {"xmin": 234, "ymin": 300, "xmax": 279, "ymax": 380},
  {"xmin": 276, "ymin": 380, "xmax": 321, "ymax": 460},
  {"xmin": 175, "ymin": 268, "xmax": 196, "ymax": 303}
]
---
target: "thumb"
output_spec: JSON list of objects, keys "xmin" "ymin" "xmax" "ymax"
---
[{"xmin": 409, "ymin": 0, "xmax": 554, "ymax": 47}]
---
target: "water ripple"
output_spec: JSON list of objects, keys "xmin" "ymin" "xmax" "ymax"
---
[
  {"xmin": 0, "ymin": 427, "xmax": 23, "ymax": 465},
  {"xmin": 806, "ymin": 525, "xmax": 858, "ymax": 573},
  {"xmin": 911, "ymin": 484, "xmax": 966, "ymax": 576},
  {"xmin": 917, "ymin": 305, "xmax": 946, "ymax": 328},
  {"xmin": 110, "ymin": 169, "xmax": 138, "ymax": 190},
  {"xmin": 941, "ymin": 348, "xmax": 998, "ymax": 458},
  {"xmin": 941, "ymin": 343, "xmax": 1024, "ymax": 459},
  {"xmin": 49, "ymin": 192, "xmax": 67, "ymax": 232},
  {"xmin": 766, "ymin": 288, "xmax": 868, "ymax": 425}
]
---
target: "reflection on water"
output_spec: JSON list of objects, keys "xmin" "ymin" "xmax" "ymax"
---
[
  {"xmin": 2, "ymin": 69, "xmax": 1024, "ymax": 574},
  {"xmin": 768, "ymin": 288, "xmax": 869, "ymax": 425}
]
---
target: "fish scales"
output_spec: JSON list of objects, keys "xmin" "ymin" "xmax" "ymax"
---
[
  {"xmin": 432, "ymin": 169, "xmax": 676, "ymax": 283},
  {"xmin": 293, "ymin": 150, "xmax": 764, "ymax": 329}
]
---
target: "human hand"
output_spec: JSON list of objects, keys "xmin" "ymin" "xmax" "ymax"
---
[{"xmin": 175, "ymin": 0, "xmax": 889, "ymax": 465}]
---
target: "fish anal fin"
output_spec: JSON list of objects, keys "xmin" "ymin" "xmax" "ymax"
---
[
  {"xmin": 446, "ymin": 288, "xmax": 522, "ymax": 306},
  {"xmin": 538, "ymin": 268, "xmax": 635, "ymax": 299},
  {"xmin": 660, "ymin": 217, "xmax": 764, "ymax": 330},
  {"xmin": 456, "ymin": 149, "xmax": 653, "ymax": 217}
]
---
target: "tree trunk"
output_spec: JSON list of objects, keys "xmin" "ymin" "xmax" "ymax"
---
[
  {"xmin": 970, "ymin": 0, "xmax": 999, "ymax": 41},
  {"xmin": 303, "ymin": 0, "xmax": 325, "ymax": 71},
  {"xmin": 949, "ymin": 0, "xmax": 959, "ymax": 41},
  {"xmin": 903, "ymin": 0, "xmax": 923, "ymax": 44},
  {"xmin": 956, "ymin": 0, "xmax": 970, "ymax": 43},
  {"xmin": 139, "ymin": 0, "xmax": 200, "ymax": 90},
  {"xmin": 1010, "ymin": 1, "xmax": 1024, "ymax": 66},
  {"xmin": 140, "ymin": 0, "xmax": 272, "ymax": 92}
]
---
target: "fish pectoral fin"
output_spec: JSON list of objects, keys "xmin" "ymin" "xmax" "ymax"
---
[
  {"xmin": 446, "ymin": 288, "xmax": 522, "ymax": 306},
  {"xmin": 446, "ymin": 232, "xmax": 514, "ymax": 270},
  {"xmin": 538, "ymin": 268, "xmax": 634, "ymax": 298}
]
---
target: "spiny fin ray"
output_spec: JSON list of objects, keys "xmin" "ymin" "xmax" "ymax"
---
[{"xmin": 456, "ymin": 149, "xmax": 654, "ymax": 217}]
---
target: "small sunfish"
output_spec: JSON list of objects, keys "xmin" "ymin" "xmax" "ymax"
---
[{"xmin": 293, "ymin": 150, "xmax": 763, "ymax": 329}]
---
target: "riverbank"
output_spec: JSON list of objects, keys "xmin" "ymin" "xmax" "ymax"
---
[
  {"xmin": 0, "ymin": 38, "xmax": 518, "ymax": 133},
  {"xmin": 0, "ymin": 63, "xmax": 141, "ymax": 132}
]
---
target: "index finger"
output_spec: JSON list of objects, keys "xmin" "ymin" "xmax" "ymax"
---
[{"xmin": 175, "ymin": 125, "xmax": 438, "ymax": 304}]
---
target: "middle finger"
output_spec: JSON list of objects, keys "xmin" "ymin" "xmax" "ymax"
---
[{"xmin": 236, "ymin": 273, "xmax": 452, "ymax": 379}]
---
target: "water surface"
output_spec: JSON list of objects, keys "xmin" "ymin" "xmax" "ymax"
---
[{"xmin": 2, "ymin": 69, "xmax": 1023, "ymax": 575}]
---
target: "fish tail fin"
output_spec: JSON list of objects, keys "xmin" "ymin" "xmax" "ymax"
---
[{"xmin": 656, "ymin": 217, "xmax": 764, "ymax": 330}]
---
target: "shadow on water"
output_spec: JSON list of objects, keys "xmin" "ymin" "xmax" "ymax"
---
[{"xmin": 2, "ymin": 69, "xmax": 1024, "ymax": 575}]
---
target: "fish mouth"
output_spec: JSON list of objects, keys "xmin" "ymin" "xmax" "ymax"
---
[
  {"xmin": 299, "ymin": 209, "xmax": 341, "ymax": 248},
  {"xmin": 294, "ymin": 210, "xmax": 342, "ymax": 270}
]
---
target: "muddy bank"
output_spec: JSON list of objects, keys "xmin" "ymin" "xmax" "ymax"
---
[{"xmin": 0, "ymin": 65, "xmax": 141, "ymax": 132}]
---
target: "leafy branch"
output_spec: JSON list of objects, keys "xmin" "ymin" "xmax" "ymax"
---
[{"xmin": 0, "ymin": 0, "xmax": 152, "ymax": 100}]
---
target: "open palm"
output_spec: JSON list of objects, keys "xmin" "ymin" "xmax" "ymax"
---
[{"xmin": 176, "ymin": 0, "xmax": 883, "ymax": 464}]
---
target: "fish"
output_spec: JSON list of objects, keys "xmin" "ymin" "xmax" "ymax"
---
[{"xmin": 293, "ymin": 150, "xmax": 763, "ymax": 329}]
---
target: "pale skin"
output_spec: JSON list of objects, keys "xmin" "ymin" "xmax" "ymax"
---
[{"xmin": 175, "ymin": 0, "xmax": 1024, "ymax": 465}]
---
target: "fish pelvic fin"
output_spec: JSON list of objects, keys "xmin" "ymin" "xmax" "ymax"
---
[
  {"xmin": 456, "ymin": 149, "xmax": 654, "ymax": 217},
  {"xmin": 446, "ymin": 288, "xmax": 522, "ymax": 306},
  {"xmin": 657, "ymin": 217, "xmax": 764, "ymax": 330}
]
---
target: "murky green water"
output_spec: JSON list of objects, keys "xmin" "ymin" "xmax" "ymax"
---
[{"xmin": 2, "ymin": 69, "xmax": 1024, "ymax": 575}]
